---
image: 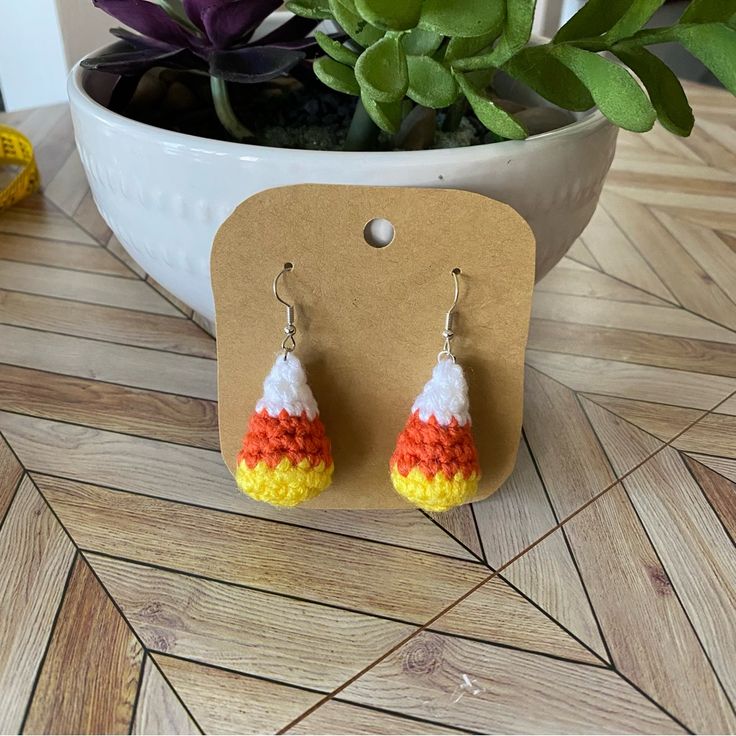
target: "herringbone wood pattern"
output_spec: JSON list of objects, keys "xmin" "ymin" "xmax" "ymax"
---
[{"xmin": 0, "ymin": 83, "xmax": 734, "ymax": 734}]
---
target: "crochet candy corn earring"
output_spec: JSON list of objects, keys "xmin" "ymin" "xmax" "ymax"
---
[
  {"xmin": 235, "ymin": 263, "xmax": 333, "ymax": 507},
  {"xmin": 390, "ymin": 268, "xmax": 480, "ymax": 512}
]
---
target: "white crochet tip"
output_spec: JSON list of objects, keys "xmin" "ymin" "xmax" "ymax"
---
[
  {"xmin": 255, "ymin": 354, "xmax": 318, "ymax": 420},
  {"xmin": 412, "ymin": 358, "xmax": 471, "ymax": 427}
]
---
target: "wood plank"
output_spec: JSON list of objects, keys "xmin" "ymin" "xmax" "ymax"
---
[
  {"xmin": 717, "ymin": 393, "xmax": 736, "ymax": 416},
  {"xmin": 32, "ymin": 108, "xmax": 76, "ymax": 184},
  {"xmin": 0, "ymin": 411, "xmax": 473, "ymax": 560},
  {"xmin": 0, "ymin": 478, "xmax": 76, "ymax": 734},
  {"xmin": 532, "ymin": 291, "xmax": 736, "ymax": 344},
  {"xmin": 689, "ymin": 454, "xmax": 736, "ymax": 484},
  {"xmin": 0, "ymin": 289, "xmax": 217, "ymax": 357},
  {"xmin": 0, "ymin": 232, "xmax": 133, "ymax": 277},
  {"xmin": 72, "ymin": 190, "xmax": 111, "ymax": 244},
  {"xmin": 132, "ymin": 656, "xmax": 201, "ymax": 735},
  {"xmin": 0, "ymin": 434, "xmax": 23, "ymax": 524},
  {"xmin": 37, "ymin": 476, "xmax": 489, "ymax": 622},
  {"xmin": 579, "ymin": 206, "xmax": 676, "ymax": 302},
  {"xmin": 146, "ymin": 276, "xmax": 193, "ymax": 317},
  {"xmin": 526, "ymin": 351, "xmax": 736, "ymax": 410},
  {"xmin": 340, "ymin": 630, "xmax": 683, "ymax": 734},
  {"xmin": 0, "ymin": 195, "xmax": 98, "ymax": 244},
  {"xmin": 0, "ymin": 365, "xmax": 220, "ymax": 450},
  {"xmin": 89, "ymin": 554, "xmax": 414, "ymax": 690},
  {"xmin": 684, "ymin": 456, "xmax": 736, "ymax": 540},
  {"xmin": 288, "ymin": 699, "xmax": 465, "ymax": 735},
  {"xmin": 0, "ymin": 325, "xmax": 217, "ymax": 399},
  {"xmin": 564, "ymin": 484, "xmax": 736, "ymax": 733},
  {"xmin": 580, "ymin": 395, "xmax": 701, "ymax": 442},
  {"xmin": 431, "ymin": 575, "xmax": 603, "ymax": 665},
  {"xmin": 23, "ymin": 557, "xmax": 144, "ymax": 734},
  {"xmin": 472, "ymin": 440, "xmax": 608, "ymax": 659},
  {"xmin": 522, "ymin": 366, "xmax": 619, "ymax": 519},
  {"xmin": 155, "ymin": 654, "xmax": 323, "ymax": 735},
  {"xmin": 566, "ymin": 239, "xmax": 601, "ymax": 270},
  {"xmin": 672, "ymin": 412, "xmax": 736, "ymax": 457},
  {"xmin": 0, "ymin": 260, "xmax": 180, "ymax": 315},
  {"xmin": 618, "ymin": 446, "xmax": 736, "ymax": 704},
  {"xmin": 44, "ymin": 149, "xmax": 88, "ymax": 216},
  {"xmin": 424, "ymin": 506, "xmax": 483, "ymax": 559},
  {"xmin": 602, "ymin": 190, "xmax": 736, "ymax": 331},
  {"xmin": 536, "ymin": 266, "xmax": 670, "ymax": 305},
  {"xmin": 529, "ymin": 320, "xmax": 736, "ymax": 379}
]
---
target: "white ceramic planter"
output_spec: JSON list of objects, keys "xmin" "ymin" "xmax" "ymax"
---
[{"xmin": 68, "ymin": 46, "xmax": 618, "ymax": 321}]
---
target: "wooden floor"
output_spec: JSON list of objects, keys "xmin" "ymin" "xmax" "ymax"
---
[{"xmin": 0, "ymin": 83, "xmax": 734, "ymax": 735}]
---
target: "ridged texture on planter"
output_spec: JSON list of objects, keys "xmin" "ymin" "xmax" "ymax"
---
[
  {"xmin": 390, "ymin": 359, "xmax": 480, "ymax": 511},
  {"xmin": 236, "ymin": 355, "xmax": 333, "ymax": 506}
]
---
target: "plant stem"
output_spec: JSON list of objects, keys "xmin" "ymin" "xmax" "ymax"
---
[
  {"xmin": 210, "ymin": 76, "xmax": 253, "ymax": 142},
  {"xmin": 443, "ymin": 97, "xmax": 467, "ymax": 132},
  {"xmin": 344, "ymin": 98, "xmax": 379, "ymax": 151}
]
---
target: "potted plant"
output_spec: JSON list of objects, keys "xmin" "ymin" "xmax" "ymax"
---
[{"xmin": 69, "ymin": 0, "xmax": 735, "ymax": 320}]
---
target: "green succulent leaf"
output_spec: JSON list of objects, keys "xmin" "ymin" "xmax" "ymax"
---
[
  {"xmin": 555, "ymin": 0, "xmax": 635, "ymax": 41},
  {"xmin": 488, "ymin": 0, "xmax": 537, "ymax": 67},
  {"xmin": 502, "ymin": 45, "xmax": 595, "ymax": 110},
  {"xmin": 402, "ymin": 27, "xmax": 444, "ymax": 56},
  {"xmin": 285, "ymin": 0, "xmax": 332, "ymax": 20},
  {"xmin": 360, "ymin": 92, "xmax": 403, "ymax": 132},
  {"xmin": 354, "ymin": 0, "xmax": 423, "ymax": 31},
  {"xmin": 444, "ymin": 31, "xmax": 501, "ymax": 64},
  {"xmin": 612, "ymin": 46, "xmax": 694, "ymax": 135},
  {"xmin": 550, "ymin": 45, "xmax": 656, "ymax": 132},
  {"xmin": 355, "ymin": 34, "xmax": 409, "ymax": 102},
  {"xmin": 680, "ymin": 0, "xmax": 736, "ymax": 24},
  {"xmin": 329, "ymin": 0, "xmax": 385, "ymax": 46},
  {"xmin": 673, "ymin": 23, "xmax": 736, "ymax": 94},
  {"xmin": 455, "ymin": 72, "xmax": 527, "ymax": 139},
  {"xmin": 602, "ymin": 0, "xmax": 665, "ymax": 43},
  {"xmin": 314, "ymin": 55, "xmax": 361, "ymax": 95},
  {"xmin": 420, "ymin": 0, "xmax": 505, "ymax": 38},
  {"xmin": 315, "ymin": 31, "xmax": 360, "ymax": 66},
  {"xmin": 407, "ymin": 56, "xmax": 459, "ymax": 108}
]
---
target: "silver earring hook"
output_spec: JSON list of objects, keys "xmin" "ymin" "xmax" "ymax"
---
[
  {"xmin": 438, "ymin": 267, "xmax": 462, "ymax": 363},
  {"xmin": 273, "ymin": 262, "xmax": 296, "ymax": 359}
]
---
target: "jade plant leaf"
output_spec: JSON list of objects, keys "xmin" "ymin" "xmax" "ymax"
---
[
  {"xmin": 445, "ymin": 30, "xmax": 502, "ymax": 63},
  {"xmin": 672, "ymin": 23, "xmax": 736, "ymax": 94},
  {"xmin": 602, "ymin": 0, "xmax": 664, "ymax": 43},
  {"xmin": 420, "ymin": 0, "xmax": 505, "ymax": 38},
  {"xmin": 502, "ymin": 45, "xmax": 594, "ymax": 111},
  {"xmin": 314, "ymin": 55, "xmax": 360, "ymax": 94},
  {"xmin": 485, "ymin": 0, "xmax": 537, "ymax": 67},
  {"xmin": 328, "ymin": 0, "xmax": 384, "ymax": 47},
  {"xmin": 354, "ymin": 0, "xmax": 423, "ymax": 31},
  {"xmin": 613, "ymin": 46, "xmax": 694, "ymax": 135},
  {"xmin": 361, "ymin": 93, "xmax": 403, "ymax": 132},
  {"xmin": 407, "ymin": 56, "xmax": 459, "ymax": 108},
  {"xmin": 284, "ymin": 0, "xmax": 332, "ymax": 20},
  {"xmin": 315, "ymin": 30, "xmax": 359, "ymax": 65},
  {"xmin": 680, "ymin": 0, "xmax": 736, "ymax": 23},
  {"xmin": 550, "ymin": 45, "xmax": 656, "ymax": 131},
  {"xmin": 402, "ymin": 27, "xmax": 444, "ymax": 56},
  {"xmin": 554, "ymin": 0, "xmax": 635, "ymax": 42},
  {"xmin": 455, "ymin": 72, "xmax": 527, "ymax": 139},
  {"xmin": 355, "ymin": 34, "xmax": 408, "ymax": 102}
]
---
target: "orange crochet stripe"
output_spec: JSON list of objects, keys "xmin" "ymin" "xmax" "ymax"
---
[
  {"xmin": 390, "ymin": 411, "xmax": 479, "ymax": 480},
  {"xmin": 237, "ymin": 409, "xmax": 332, "ymax": 470}
]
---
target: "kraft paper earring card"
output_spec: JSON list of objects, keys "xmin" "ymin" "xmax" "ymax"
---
[{"xmin": 211, "ymin": 184, "xmax": 535, "ymax": 510}]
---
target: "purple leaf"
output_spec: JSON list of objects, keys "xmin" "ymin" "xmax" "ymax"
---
[
  {"xmin": 210, "ymin": 45, "xmax": 305, "ymax": 82},
  {"xmin": 93, "ymin": 0, "xmax": 191, "ymax": 47},
  {"xmin": 201, "ymin": 0, "xmax": 282, "ymax": 48},
  {"xmin": 81, "ymin": 45, "xmax": 190, "ymax": 74},
  {"xmin": 110, "ymin": 26, "xmax": 179, "ymax": 50},
  {"xmin": 181, "ymin": 0, "xmax": 229, "ymax": 31}
]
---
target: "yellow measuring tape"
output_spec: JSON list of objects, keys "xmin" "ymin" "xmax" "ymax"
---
[{"xmin": 0, "ymin": 125, "xmax": 40, "ymax": 211}]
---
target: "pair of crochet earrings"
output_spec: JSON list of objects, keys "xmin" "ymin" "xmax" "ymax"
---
[{"xmin": 235, "ymin": 263, "xmax": 480, "ymax": 512}]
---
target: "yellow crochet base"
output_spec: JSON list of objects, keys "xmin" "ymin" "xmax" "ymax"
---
[
  {"xmin": 390, "ymin": 466, "xmax": 479, "ymax": 512},
  {"xmin": 0, "ymin": 125, "xmax": 40, "ymax": 211},
  {"xmin": 236, "ymin": 457, "xmax": 333, "ymax": 507}
]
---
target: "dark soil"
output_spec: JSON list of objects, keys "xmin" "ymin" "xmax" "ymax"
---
[{"xmin": 114, "ymin": 67, "xmax": 575, "ymax": 151}]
